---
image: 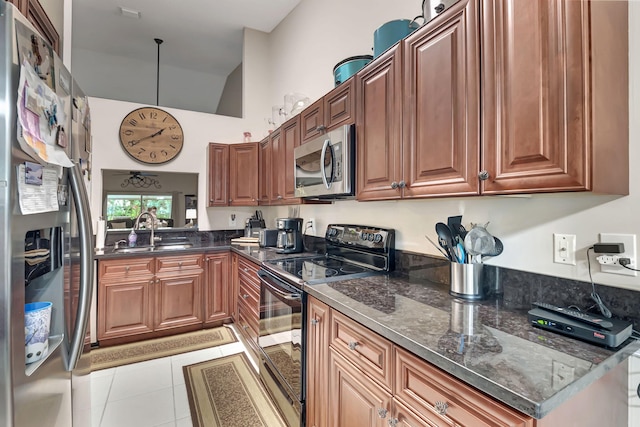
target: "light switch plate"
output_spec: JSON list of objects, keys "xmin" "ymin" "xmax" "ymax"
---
[
  {"xmin": 553, "ymin": 234, "xmax": 576, "ymax": 265},
  {"xmin": 599, "ymin": 233, "xmax": 637, "ymax": 276}
]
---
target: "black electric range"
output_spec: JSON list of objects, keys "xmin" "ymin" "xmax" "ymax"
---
[{"xmin": 261, "ymin": 224, "xmax": 395, "ymax": 288}]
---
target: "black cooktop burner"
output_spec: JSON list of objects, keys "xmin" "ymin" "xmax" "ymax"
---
[{"xmin": 267, "ymin": 255, "xmax": 374, "ymax": 285}]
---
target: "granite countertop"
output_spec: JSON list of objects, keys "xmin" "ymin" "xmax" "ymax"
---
[
  {"xmin": 303, "ymin": 273, "xmax": 640, "ymax": 419},
  {"xmin": 94, "ymin": 243, "xmax": 639, "ymax": 419}
]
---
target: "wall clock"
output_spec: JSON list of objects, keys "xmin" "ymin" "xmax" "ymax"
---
[{"xmin": 119, "ymin": 107, "xmax": 184, "ymax": 164}]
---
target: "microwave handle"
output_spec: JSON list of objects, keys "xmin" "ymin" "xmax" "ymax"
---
[{"xmin": 320, "ymin": 138, "xmax": 334, "ymax": 189}]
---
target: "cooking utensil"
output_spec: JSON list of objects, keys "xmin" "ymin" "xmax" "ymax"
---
[
  {"xmin": 483, "ymin": 237, "xmax": 504, "ymax": 260},
  {"xmin": 455, "ymin": 243, "xmax": 466, "ymax": 264},
  {"xmin": 436, "ymin": 222, "xmax": 458, "ymax": 262},
  {"xmin": 425, "ymin": 235, "xmax": 449, "ymax": 258},
  {"xmin": 333, "ymin": 55, "xmax": 373, "ymax": 86},
  {"xmin": 464, "ymin": 223, "xmax": 495, "ymax": 263}
]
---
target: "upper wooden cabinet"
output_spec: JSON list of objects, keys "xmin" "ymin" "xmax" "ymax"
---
[
  {"xmin": 258, "ymin": 135, "xmax": 272, "ymax": 205},
  {"xmin": 301, "ymin": 78, "xmax": 355, "ymax": 143},
  {"xmin": 9, "ymin": 0, "xmax": 60, "ymax": 54},
  {"xmin": 356, "ymin": 0, "xmax": 628, "ymax": 201},
  {"xmin": 207, "ymin": 142, "xmax": 259, "ymax": 207},
  {"xmin": 480, "ymin": 0, "xmax": 628, "ymax": 195}
]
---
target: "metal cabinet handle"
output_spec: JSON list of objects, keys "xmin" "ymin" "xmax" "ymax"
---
[
  {"xmin": 478, "ymin": 170, "xmax": 490, "ymax": 181},
  {"xmin": 242, "ymin": 294, "xmax": 249, "ymax": 299},
  {"xmin": 243, "ymin": 268, "xmax": 249, "ymax": 272},
  {"xmin": 277, "ymin": 195, "xmax": 283, "ymax": 199},
  {"xmin": 125, "ymin": 266, "xmax": 130, "ymax": 272},
  {"xmin": 242, "ymin": 324, "xmax": 249, "ymax": 330},
  {"xmin": 316, "ymin": 125, "xmax": 326, "ymax": 132},
  {"xmin": 398, "ymin": 180, "xmax": 406, "ymax": 188},
  {"xmin": 387, "ymin": 418, "xmax": 398, "ymax": 427},
  {"xmin": 391, "ymin": 181, "xmax": 398, "ymax": 189},
  {"xmin": 348, "ymin": 341, "xmax": 358, "ymax": 351},
  {"xmin": 178, "ymin": 261, "xmax": 183, "ymax": 267},
  {"xmin": 149, "ymin": 279, "xmax": 154, "ymax": 285},
  {"xmin": 434, "ymin": 401, "xmax": 448, "ymax": 415},
  {"xmin": 229, "ymin": 199, "xmax": 233, "ymax": 203},
  {"xmin": 377, "ymin": 408, "xmax": 388, "ymax": 419},
  {"xmin": 310, "ymin": 318, "xmax": 319, "ymax": 326}
]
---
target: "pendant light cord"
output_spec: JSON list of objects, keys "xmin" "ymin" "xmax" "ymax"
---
[{"xmin": 154, "ymin": 38, "xmax": 163, "ymax": 106}]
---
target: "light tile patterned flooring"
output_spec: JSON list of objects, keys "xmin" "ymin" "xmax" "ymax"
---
[{"xmin": 90, "ymin": 326, "xmax": 254, "ymax": 427}]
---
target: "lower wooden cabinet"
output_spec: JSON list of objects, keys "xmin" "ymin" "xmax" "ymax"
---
[
  {"xmin": 234, "ymin": 255, "xmax": 261, "ymax": 362},
  {"xmin": 97, "ymin": 254, "xmax": 205, "ymax": 344},
  {"xmin": 204, "ymin": 252, "xmax": 231, "ymax": 325},
  {"xmin": 307, "ymin": 296, "xmax": 534, "ymax": 427}
]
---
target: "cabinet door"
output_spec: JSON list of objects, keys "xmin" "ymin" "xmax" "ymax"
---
[
  {"xmin": 329, "ymin": 348, "xmax": 391, "ymax": 427},
  {"xmin": 300, "ymin": 98, "xmax": 325, "ymax": 143},
  {"xmin": 281, "ymin": 115, "xmax": 302, "ymax": 202},
  {"xmin": 325, "ymin": 78, "xmax": 355, "ymax": 131},
  {"xmin": 481, "ymin": 0, "xmax": 588, "ymax": 194},
  {"xmin": 98, "ymin": 278, "xmax": 154, "ymax": 341},
  {"xmin": 229, "ymin": 142, "xmax": 259, "ymax": 205},
  {"xmin": 356, "ymin": 46, "xmax": 403, "ymax": 201},
  {"xmin": 402, "ymin": 0, "xmax": 480, "ymax": 198},
  {"xmin": 306, "ymin": 297, "xmax": 330, "ymax": 427},
  {"xmin": 204, "ymin": 252, "xmax": 231, "ymax": 324},
  {"xmin": 9, "ymin": 0, "xmax": 60, "ymax": 54},
  {"xmin": 230, "ymin": 253, "xmax": 239, "ymax": 321},
  {"xmin": 154, "ymin": 270, "xmax": 204, "ymax": 331},
  {"xmin": 258, "ymin": 137, "xmax": 272, "ymax": 205},
  {"xmin": 269, "ymin": 129, "xmax": 284, "ymax": 203},
  {"xmin": 208, "ymin": 143, "xmax": 229, "ymax": 206}
]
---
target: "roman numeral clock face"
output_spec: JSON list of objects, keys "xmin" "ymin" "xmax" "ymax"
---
[{"xmin": 119, "ymin": 107, "xmax": 184, "ymax": 164}]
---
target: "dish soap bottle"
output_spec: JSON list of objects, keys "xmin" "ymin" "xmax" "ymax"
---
[{"xmin": 128, "ymin": 229, "xmax": 137, "ymax": 247}]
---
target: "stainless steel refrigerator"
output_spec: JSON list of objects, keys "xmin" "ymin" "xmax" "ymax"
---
[{"xmin": 0, "ymin": 2, "xmax": 94, "ymax": 426}]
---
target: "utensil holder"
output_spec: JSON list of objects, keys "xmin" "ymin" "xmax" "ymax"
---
[{"xmin": 449, "ymin": 263, "xmax": 484, "ymax": 300}]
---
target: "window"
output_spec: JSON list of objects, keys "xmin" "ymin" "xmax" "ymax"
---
[{"xmin": 105, "ymin": 194, "xmax": 172, "ymax": 221}]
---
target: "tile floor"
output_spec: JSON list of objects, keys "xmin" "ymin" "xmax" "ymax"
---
[{"xmin": 90, "ymin": 326, "xmax": 255, "ymax": 427}]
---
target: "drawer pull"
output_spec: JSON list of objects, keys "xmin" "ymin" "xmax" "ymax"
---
[
  {"xmin": 310, "ymin": 318, "xmax": 319, "ymax": 326},
  {"xmin": 434, "ymin": 401, "xmax": 448, "ymax": 415},
  {"xmin": 377, "ymin": 408, "xmax": 388, "ymax": 419},
  {"xmin": 125, "ymin": 266, "xmax": 130, "ymax": 272},
  {"xmin": 242, "ymin": 294, "xmax": 249, "ymax": 299},
  {"xmin": 178, "ymin": 261, "xmax": 183, "ymax": 267},
  {"xmin": 387, "ymin": 418, "xmax": 398, "ymax": 427},
  {"xmin": 243, "ymin": 268, "xmax": 249, "ymax": 272},
  {"xmin": 242, "ymin": 325, "xmax": 249, "ymax": 330},
  {"xmin": 348, "ymin": 341, "xmax": 358, "ymax": 351}
]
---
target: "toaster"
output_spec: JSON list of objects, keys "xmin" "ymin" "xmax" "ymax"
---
[{"xmin": 259, "ymin": 229, "xmax": 279, "ymax": 247}]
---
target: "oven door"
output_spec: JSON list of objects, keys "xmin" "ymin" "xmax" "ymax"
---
[{"xmin": 257, "ymin": 269, "xmax": 304, "ymax": 427}]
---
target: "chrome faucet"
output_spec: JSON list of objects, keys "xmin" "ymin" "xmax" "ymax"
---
[{"xmin": 134, "ymin": 211, "xmax": 160, "ymax": 248}]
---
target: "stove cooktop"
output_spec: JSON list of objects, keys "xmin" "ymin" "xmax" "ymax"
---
[{"xmin": 264, "ymin": 255, "xmax": 378, "ymax": 285}]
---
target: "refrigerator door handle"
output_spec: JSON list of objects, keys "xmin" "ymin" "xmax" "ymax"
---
[{"xmin": 67, "ymin": 162, "xmax": 94, "ymax": 371}]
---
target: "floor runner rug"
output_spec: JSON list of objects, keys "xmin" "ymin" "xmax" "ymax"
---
[
  {"xmin": 91, "ymin": 327, "xmax": 237, "ymax": 371},
  {"xmin": 183, "ymin": 352, "xmax": 287, "ymax": 427}
]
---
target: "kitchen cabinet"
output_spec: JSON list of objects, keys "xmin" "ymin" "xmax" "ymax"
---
[
  {"xmin": 235, "ymin": 255, "xmax": 261, "ymax": 364},
  {"xmin": 97, "ymin": 254, "xmax": 204, "ymax": 345},
  {"xmin": 259, "ymin": 116, "xmax": 303, "ymax": 206},
  {"xmin": 357, "ymin": 0, "xmax": 628, "ymax": 201},
  {"xmin": 480, "ymin": 0, "xmax": 628, "ymax": 195},
  {"xmin": 203, "ymin": 252, "xmax": 231, "ymax": 325},
  {"xmin": 301, "ymin": 78, "xmax": 355, "ymax": 144},
  {"xmin": 9, "ymin": 0, "xmax": 60, "ymax": 54},
  {"xmin": 355, "ymin": 45, "xmax": 403, "ymax": 201},
  {"xmin": 306, "ymin": 297, "xmax": 330, "ymax": 427},
  {"xmin": 311, "ymin": 305, "xmax": 534, "ymax": 427},
  {"xmin": 207, "ymin": 142, "xmax": 259, "ymax": 207}
]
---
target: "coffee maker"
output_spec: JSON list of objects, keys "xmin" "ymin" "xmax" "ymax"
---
[{"xmin": 275, "ymin": 218, "xmax": 304, "ymax": 254}]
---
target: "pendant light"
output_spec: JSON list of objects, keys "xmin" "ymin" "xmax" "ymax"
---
[{"xmin": 154, "ymin": 38, "xmax": 163, "ymax": 106}]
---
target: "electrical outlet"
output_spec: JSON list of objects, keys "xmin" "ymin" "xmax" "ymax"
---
[
  {"xmin": 599, "ymin": 233, "xmax": 637, "ymax": 276},
  {"xmin": 229, "ymin": 213, "xmax": 236, "ymax": 227},
  {"xmin": 553, "ymin": 234, "xmax": 576, "ymax": 265}
]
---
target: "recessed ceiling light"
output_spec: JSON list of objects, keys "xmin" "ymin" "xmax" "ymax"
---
[{"xmin": 119, "ymin": 6, "xmax": 141, "ymax": 19}]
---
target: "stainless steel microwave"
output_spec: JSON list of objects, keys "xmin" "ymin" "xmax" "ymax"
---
[{"xmin": 294, "ymin": 124, "xmax": 355, "ymax": 199}]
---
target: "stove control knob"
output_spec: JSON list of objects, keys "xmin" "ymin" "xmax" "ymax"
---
[
  {"xmin": 367, "ymin": 233, "xmax": 374, "ymax": 241},
  {"xmin": 360, "ymin": 232, "xmax": 367, "ymax": 240},
  {"xmin": 374, "ymin": 234, "xmax": 383, "ymax": 243}
]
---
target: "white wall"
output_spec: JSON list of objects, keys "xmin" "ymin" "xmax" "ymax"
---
[
  {"xmin": 86, "ymin": 0, "xmax": 640, "ymax": 291},
  {"xmin": 265, "ymin": 0, "xmax": 640, "ymax": 292}
]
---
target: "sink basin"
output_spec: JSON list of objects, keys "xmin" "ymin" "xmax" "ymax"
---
[
  {"xmin": 113, "ymin": 246, "xmax": 154, "ymax": 253},
  {"xmin": 112, "ymin": 243, "xmax": 193, "ymax": 254},
  {"xmin": 154, "ymin": 243, "xmax": 194, "ymax": 250}
]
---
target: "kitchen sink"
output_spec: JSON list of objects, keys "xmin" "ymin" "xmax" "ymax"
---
[{"xmin": 113, "ymin": 243, "xmax": 193, "ymax": 253}]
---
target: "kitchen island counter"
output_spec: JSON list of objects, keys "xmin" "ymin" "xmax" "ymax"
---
[{"xmin": 304, "ymin": 273, "xmax": 639, "ymax": 421}]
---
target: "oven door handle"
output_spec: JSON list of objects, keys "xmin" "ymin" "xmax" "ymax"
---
[{"xmin": 258, "ymin": 270, "xmax": 302, "ymax": 301}]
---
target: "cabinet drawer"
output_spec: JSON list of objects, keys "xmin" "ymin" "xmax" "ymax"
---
[
  {"xmin": 394, "ymin": 347, "xmax": 533, "ymax": 427},
  {"xmin": 238, "ymin": 298, "xmax": 259, "ymax": 343},
  {"xmin": 98, "ymin": 257, "xmax": 154, "ymax": 280},
  {"xmin": 156, "ymin": 254, "xmax": 203, "ymax": 273},
  {"xmin": 330, "ymin": 309, "xmax": 393, "ymax": 391},
  {"xmin": 238, "ymin": 257, "xmax": 260, "ymax": 286},
  {"xmin": 239, "ymin": 277, "xmax": 259, "ymax": 313}
]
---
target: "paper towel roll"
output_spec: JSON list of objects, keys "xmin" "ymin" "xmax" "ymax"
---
[{"xmin": 95, "ymin": 219, "xmax": 106, "ymax": 250}]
